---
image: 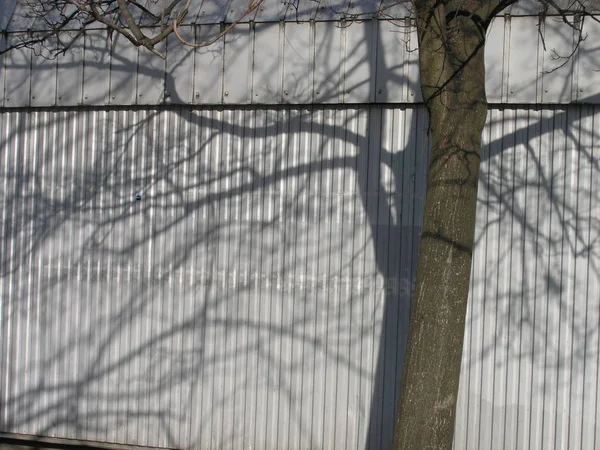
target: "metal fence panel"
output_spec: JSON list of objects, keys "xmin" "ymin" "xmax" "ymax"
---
[
  {"xmin": 454, "ymin": 105, "xmax": 600, "ymax": 450},
  {"xmin": 0, "ymin": 105, "xmax": 428, "ymax": 449},
  {"xmin": 1, "ymin": 104, "xmax": 599, "ymax": 450},
  {"xmin": 2, "ymin": 17, "xmax": 600, "ymax": 106}
]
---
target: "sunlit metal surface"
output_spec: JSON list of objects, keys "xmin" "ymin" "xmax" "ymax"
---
[
  {"xmin": 0, "ymin": 105, "xmax": 427, "ymax": 449},
  {"xmin": 1, "ymin": 16, "xmax": 600, "ymax": 107},
  {"xmin": 1, "ymin": 104, "xmax": 598, "ymax": 449},
  {"xmin": 455, "ymin": 105, "xmax": 600, "ymax": 450}
]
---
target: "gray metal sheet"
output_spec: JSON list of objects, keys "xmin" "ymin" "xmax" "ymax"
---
[
  {"xmin": 0, "ymin": 0, "xmax": 407, "ymax": 31},
  {"xmin": 315, "ymin": 0, "xmax": 351, "ymax": 21},
  {"xmin": 405, "ymin": 26, "xmax": 421, "ymax": 102},
  {"xmin": 3, "ymin": 0, "xmax": 35, "ymax": 32},
  {"xmin": 377, "ymin": 0, "xmax": 412, "ymax": 19},
  {"xmin": 508, "ymin": 0, "xmax": 600, "ymax": 15}
]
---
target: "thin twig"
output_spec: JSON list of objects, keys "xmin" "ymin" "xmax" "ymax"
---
[{"xmin": 173, "ymin": 0, "xmax": 264, "ymax": 48}]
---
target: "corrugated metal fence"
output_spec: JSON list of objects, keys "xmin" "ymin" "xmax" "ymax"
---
[
  {"xmin": 1, "ymin": 104, "xmax": 599, "ymax": 449},
  {"xmin": 0, "ymin": 105, "xmax": 429, "ymax": 449}
]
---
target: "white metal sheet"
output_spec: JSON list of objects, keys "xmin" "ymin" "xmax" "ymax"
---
[
  {"xmin": 0, "ymin": 34, "xmax": 4, "ymax": 107},
  {"xmin": 3, "ymin": 39, "xmax": 30, "ymax": 107},
  {"xmin": 1, "ymin": 104, "xmax": 600, "ymax": 450},
  {"xmin": 485, "ymin": 17, "xmax": 507, "ymax": 103},
  {"xmin": 223, "ymin": 23, "xmax": 252, "ymax": 104},
  {"xmin": 0, "ymin": 0, "xmax": 16, "ymax": 31},
  {"xmin": 252, "ymin": 23, "xmax": 282, "ymax": 104},
  {"xmin": 30, "ymin": 45, "xmax": 56, "ymax": 106},
  {"xmin": 379, "ymin": 0, "xmax": 412, "ymax": 19},
  {"xmin": 316, "ymin": 0, "xmax": 351, "ymax": 21},
  {"xmin": 541, "ymin": 18, "xmax": 576, "ymax": 103},
  {"xmin": 225, "ymin": 0, "xmax": 260, "ymax": 23},
  {"xmin": 137, "ymin": 41, "xmax": 166, "ymax": 105},
  {"xmin": 108, "ymin": 34, "xmax": 137, "ymax": 105},
  {"xmin": 165, "ymin": 30, "xmax": 195, "ymax": 104},
  {"xmin": 282, "ymin": 22, "xmax": 312, "ymax": 104},
  {"xmin": 313, "ymin": 22, "xmax": 343, "ymax": 103},
  {"xmin": 0, "ymin": 104, "xmax": 430, "ymax": 449},
  {"xmin": 507, "ymin": 16, "xmax": 540, "ymax": 103},
  {"xmin": 192, "ymin": 25, "xmax": 224, "ymax": 104},
  {"xmin": 375, "ymin": 20, "xmax": 420, "ymax": 103},
  {"xmin": 281, "ymin": 0, "xmax": 317, "ymax": 21},
  {"xmin": 343, "ymin": 21, "xmax": 377, "ymax": 103},
  {"xmin": 56, "ymin": 33, "xmax": 84, "ymax": 106},
  {"xmin": 2, "ymin": 16, "xmax": 600, "ymax": 107},
  {"xmin": 454, "ymin": 105, "xmax": 600, "ymax": 450},
  {"xmin": 405, "ymin": 26, "xmax": 421, "ymax": 102},
  {"xmin": 192, "ymin": 0, "xmax": 232, "ymax": 24},
  {"xmin": 577, "ymin": 111, "xmax": 600, "ymax": 450},
  {"xmin": 82, "ymin": 30, "xmax": 111, "ymax": 105},
  {"xmin": 253, "ymin": 0, "xmax": 289, "ymax": 21},
  {"xmin": 576, "ymin": 19, "xmax": 600, "ymax": 102}
]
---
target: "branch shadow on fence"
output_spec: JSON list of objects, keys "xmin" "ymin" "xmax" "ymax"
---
[{"xmin": 1, "ymin": 16, "xmax": 599, "ymax": 450}]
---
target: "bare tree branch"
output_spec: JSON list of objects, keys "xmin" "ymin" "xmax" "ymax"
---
[
  {"xmin": 172, "ymin": 0, "xmax": 264, "ymax": 49},
  {"xmin": 0, "ymin": 0, "xmax": 266, "ymax": 59}
]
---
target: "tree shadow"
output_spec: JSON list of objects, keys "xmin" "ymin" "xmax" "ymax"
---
[
  {"xmin": 454, "ymin": 105, "xmax": 600, "ymax": 449},
  {"xmin": 0, "ymin": 104, "xmax": 422, "ymax": 450},
  {"xmin": 0, "ymin": 14, "xmax": 426, "ymax": 449}
]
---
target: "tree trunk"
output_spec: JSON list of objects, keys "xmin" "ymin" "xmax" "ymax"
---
[{"xmin": 393, "ymin": 1, "xmax": 514, "ymax": 448}]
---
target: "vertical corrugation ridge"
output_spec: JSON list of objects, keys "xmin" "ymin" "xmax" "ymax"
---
[
  {"xmin": 578, "ymin": 105, "xmax": 599, "ymax": 450},
  {"xmin": 6, "ymin": 110, "xmax": 23, "ymax": 432},
  {"xmin": 0, "ymin": 111, "xmax": 6, "ymax": 428},
  {"xmin": 1, "ymin": 111, "xmax": 13, "ymax": 430}
]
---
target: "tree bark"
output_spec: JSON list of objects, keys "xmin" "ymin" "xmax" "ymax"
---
[{"xmin": 393, "ymin": 1, "xmax": 515, "ymax": 448}]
